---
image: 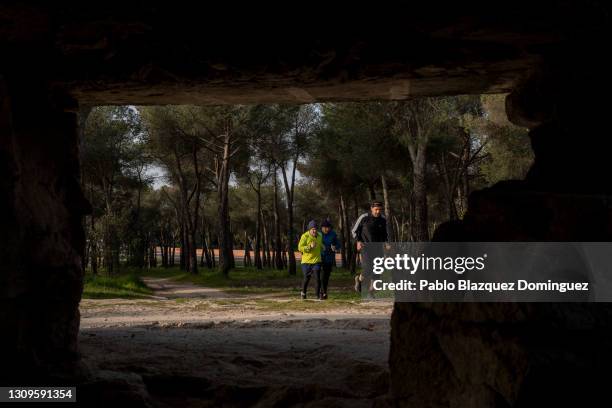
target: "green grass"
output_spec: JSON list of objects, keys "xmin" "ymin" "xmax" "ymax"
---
[
  {"xmin": 137, "ymin": 265, "xmax": 361, "ymax": 300},
  {"xmin": 82, "ymin": 265, "xmax": 390, "ymax": 303},
  {"xmin": 82, "ymin": 271, "xmax": 153, "ymax": 299}
]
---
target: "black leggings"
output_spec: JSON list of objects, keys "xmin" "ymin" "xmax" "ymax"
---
[
  {"xmin": 301, "ymin": 263, "xmax": 321, "ymax": 295},
  {"xmin": 320, "ymin": 263, "xmax": 333, "ymax": 296},
  {"xmin": 360, "ymin": 244, "xmax": 384, "ymax": 293}
]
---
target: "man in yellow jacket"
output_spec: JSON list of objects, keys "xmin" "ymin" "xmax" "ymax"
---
[{"xmin": 298, "ymin": 220, "xmax": 323, "ymax": 299}]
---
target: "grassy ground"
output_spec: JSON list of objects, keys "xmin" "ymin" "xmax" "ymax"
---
[
  {"xmin": 141, "ymin": 265, "xmax": 360, "ymax": 300},
  {"xmin": 82, "ymin": 264, "xmax": 374, "ymax": 303},
  {"xmin": 80, "ymin": 266, "xmax": 394, "ymax": 317},
  {"xmin": 139, "ymin": 264, "xmax": 361, "ymax": 300},
  {"xmin": 82, "ymin": 270, "xmax": 153, "ymax": 299}
]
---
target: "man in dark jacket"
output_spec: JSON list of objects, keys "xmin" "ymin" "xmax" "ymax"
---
[
  {"xmin": 319, "ymin": 219, "xmax": 342, "ymax": 300},
  {"xmin": 352, "ymin": 201, "xmax": 389, "ymax": 295}
]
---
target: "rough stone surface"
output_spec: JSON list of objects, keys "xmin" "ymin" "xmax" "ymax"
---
[
  {"xmin": 391, "ymin": 186, "xmax": 612, "ymax": 406},
  {"xmin": 77, "ymin": 369, "xmax": 154, "ymax": 407},
  {"xmin": 0, "ymin": 78, "xmax": 90, "ymax": 383},
  {"xmin": 390, "ymin": 47, "xmax": 612, "ymax": 406},
  {"xmin": 2, "ymin": 2, "xmax": 607, "ymax": 105}
]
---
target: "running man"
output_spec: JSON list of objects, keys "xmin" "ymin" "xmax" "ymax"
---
[{"xmin": 351, "ymin": 201, "xmax": 389, "ymax": 296}]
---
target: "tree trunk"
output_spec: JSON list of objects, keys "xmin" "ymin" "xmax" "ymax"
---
[
  {"xmin": 83, "ymin": 233, "xmax": 90, "ymax": 272},
  {"xmin": 179, "ymin": 224, "xmax": 187, "ymax": 270},
  {"xmin": 261, "ymin": 210, "xmax": 271, "ymax": 268},
  {"xmin": 438, "ymin": 154, "xmax": 459, "ymax": 222},
  {"xmin": 254, "ymin": 188, "xmax": 263, "ymax": 269},
  {"xmin": 243, "ymin": 230, "xmax": 251, "ymax": 267},
  {"xmin": 368, "ymin": 183, "xmax": 377, "ymax": 202},
  {"xmin": 338, "ymin": 200, "xmax": 347, "ymax": 268},
  {"xmin": 171, "ymin": 240, "xmax": 176, "ymax": 267},
  {"xmin": 217, "ymin": 132, "xmax": 233, "ymax": 276},
  {"xmin": 91, "ymin": 238, "xmax": 98, "ymax": 275},
  {"xmin": 149, "ymin": 244, "xmax": 157, "ymax": 268},
  {"xmin": 279, "ymin": 161, "xmax": 297, "ymax": 275},
  {"xmin": 353, "ymin": 196, "xmax": 361, "ymax": 270},
  {"xmin": 340, "ymin": 194, "xmax": 355, "ymax": 274},
  {"xmin": 273, "ymin": 173, "xmax": 284, "ymax": 270},
  {"xmin": 172, "ymin": 144, "xmax": 195, "ymax": 273},
  {"xmin": 229, "ymin": 224, "xmax": 235, "ymax": 269},
  {"xmin": 460, "ymin": 165, "xmax": 470, "ymax": 216},
  {"xmin": 207, "ymin": 228, "xmax": 216, "ymax": 268},
  {"xmin": 394, "ymin": 215, "xmax": 402, "ymax": 242},
  {"xmin": 89, "ymin": 195, "xmax": 98, "ymax": 274},
  {"xmin": 189, "ymin": 227, "xmax": 198, "ymax": 274},
  {"xmin": 381, "ymin": 173, "xmax": 394, "ymax": 241},
  {"xmin": 412, "ymin": 146, "xmax": 429, "ymax": 241},
  {"xmin": 199, "ymin": 237, "xmax": 205, "ymax": 267},
  {"xmin": 200, "ymin": 216, "xmax": 212, "ymax": 268},
  {"xmin": 161, "ymin": 243, "xmax": 168, "ymax": 267},
  {"xmin": 189, "ymin": 142, "xmax": 202, "ymax": 274}
]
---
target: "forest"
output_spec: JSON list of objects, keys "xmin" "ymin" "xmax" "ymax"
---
[{"xmin": 80, "ymin": 95, "xmax": 532, "ymax": 277}]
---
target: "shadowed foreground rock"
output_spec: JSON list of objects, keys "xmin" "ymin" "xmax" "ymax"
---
[
  {"xmin": 0, "ymin": 79, "xmax": 91, "ymax": 384},
  {"xmin": 389, "ymin": 47, "xmax": 612, "ymax": 407}
]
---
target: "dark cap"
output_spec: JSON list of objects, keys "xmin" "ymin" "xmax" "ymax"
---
[
  {"xmin": 321, "ymin": 219, "xmax": 332, "ymax": 228},
  {"xmin": 370, "ymin": 201, "xmax": 384, "ymax": 208}
]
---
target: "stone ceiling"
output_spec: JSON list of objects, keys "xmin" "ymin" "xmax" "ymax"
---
[{"xmin": 1, "ymin": 2, "xmax": 608, "ymax": 105}]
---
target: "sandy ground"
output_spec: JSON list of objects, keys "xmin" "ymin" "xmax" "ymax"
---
[{"xmin": 78, "ymin": 277, "xmax": 393, "ymax": 407}]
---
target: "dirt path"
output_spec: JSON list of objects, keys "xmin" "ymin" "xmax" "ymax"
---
[
  {"xmin": 141, "ymin": 276, "xmax": 229, "ymax": 299},
  {"xmin": 78, "ymin": 276, "xmax": 393, "ymax": 407},
  {"xmin": 80, "ymin": 275, "xmax": 392, "ymax": 329}
]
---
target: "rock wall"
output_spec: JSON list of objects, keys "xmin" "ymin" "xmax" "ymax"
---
[
  {"xmin": 1, "ymin": 2, "xmax": 604, "ymax": 105},
  {"xmin": 0, "ymin": 77, "xmax": 90, "ymax": 384},
  {"xmin": 389, "ymin": 45, "xmax": 612, "ymax": 407}
]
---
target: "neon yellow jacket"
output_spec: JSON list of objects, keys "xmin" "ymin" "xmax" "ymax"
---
[{"xmin": 298, "ymin": 231, "xmax": 323, "ymax": 264}]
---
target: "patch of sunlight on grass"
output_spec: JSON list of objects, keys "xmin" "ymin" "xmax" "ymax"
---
[{"xmin": 82, "ymin": 272, "xmax": 153, "ymax": 299}]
